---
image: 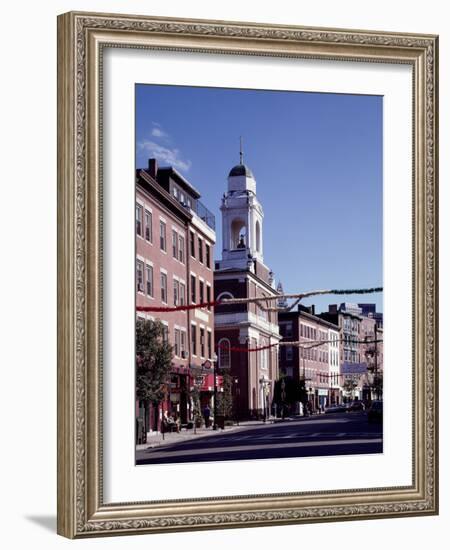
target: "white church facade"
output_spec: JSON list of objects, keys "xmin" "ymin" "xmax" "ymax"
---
[{"xmin": 214, "ymin": 152, "xmax": 281, "ymax": 419}]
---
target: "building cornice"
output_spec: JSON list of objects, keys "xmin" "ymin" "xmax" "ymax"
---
[
  {"xmin": 137, "ymin": 169, "xmax": 193, "ymax": 223},
  {"xmin": 215, "ymin": 311, "xmax": 281, "ymax": 339},
  {"xmin": 279, "ymin": 310, "xmax": 340, "ymax": 331},
  {"xmin": 157, "ymin": 166, "xmax": 201, "ymax": 199},
  {"xmin": 191, "ymin": 211, "xmax": 216, "ymax": 243},
  {"xmin": 214, "ymin": 268, "xmax": 277, "ymax": 295}
]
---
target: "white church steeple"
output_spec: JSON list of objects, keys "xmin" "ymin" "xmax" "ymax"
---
[{"xmin": 219, "ymin": 140, "xmax": 264, "ymax": 270}]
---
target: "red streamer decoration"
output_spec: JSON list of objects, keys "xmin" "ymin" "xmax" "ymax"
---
[{"xmin": 136, "ymin": 300, "xmax": 219, "ymax": 312}]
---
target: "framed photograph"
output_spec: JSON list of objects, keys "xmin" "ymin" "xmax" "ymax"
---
[{"xmin": 57, "ymin": 11, "xmax": 439, "ymax": 538}]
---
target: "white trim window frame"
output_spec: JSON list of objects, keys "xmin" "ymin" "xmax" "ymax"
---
[
  {"xmin": 198, "ymin": 236, "xmax": 203, "ymax": 264},
  {"xmin": 173, "ymin": 278, "xmax": 180, "ymax": 306},
  {"xmin": 191, "ymin": 323, "xmax": 197, "ymax": 357},
  {"xmin": 180, "ymin": 330, "xmax": 187, "ymax": 359},
  {"xmin": 205, "ymin": 243, "xmax": 211, "ymax": 269},
  {"xmin": 179, "ymin": 281, "xmax": 186, "ymax": 306},
  {"xmin": 206, "ymin": 283, "xmax": 211, "ymax": 311},
  {"xmin": 160, "ymin": 271, "xmax": 168, "ymax": 304},
  {"xmin": 200, "ymin": 326, "xmax": 205, "ymax": 359},
  {"xmin": 135, "ymin": 203, "xmax": 143, "ymax": 238},
  {"xmin": 145, "ymin": 264, "xmax": 153, "ymax": 297},
  {"xmin": 159, "ymin": 219, "xmax": 167, "ymax": 252},
  {"xmin": 190, "ymin": 274, "xmax": 196, "ymax": 304},
  {"xmin": 172, "ymin": 228, "xmax": 178, "ymax": 259},
  {"xmin": 144, "ymin": 208, "xmax": 152, "ymax": 243},
  {"xmin": 190, "ymin": 230, "xmax": 196, "ymax": 259},
  {"xmin": 136, "ymin": 259, "xmax": 144, "ymax": 294},
  {"xmin": 178, "ymin": 234, "xmax": 185, "ymax": 264},
  {"xmin": 174, "ymin": 328, "xmax": 181, "ymax": 357}
]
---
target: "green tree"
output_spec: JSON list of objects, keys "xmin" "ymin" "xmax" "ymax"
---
[
  {"xmin": 136, "ymin": 319, "xmax": 173, "ymax": 431},
  {"xmin": 216, "ymin": 370, "xmax": 233, "ymax": 419},
  {"xmin": 298, "ymin": 379, "xmax": 308, "ymax": 410},
  {"xmin": 273, "ymin": 376, "xmax": 307, "ymax": 416},
  {"xmin": 372, "ymin": 371, "xmax": 383, "ymax": 400},
  {"xmin": 187, "ymin": 374, "xmax": 203, "ymax": 431},
  {"xmin": 365, "ymin": 345, "xmax": 383, "ymax": 400}
]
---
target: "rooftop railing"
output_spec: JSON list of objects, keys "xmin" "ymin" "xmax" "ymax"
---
[{"xmin": 192, "ymin": 200, "xmax": 215, "ymax": 231}]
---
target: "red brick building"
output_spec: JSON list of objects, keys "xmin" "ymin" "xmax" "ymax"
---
[
  {"xmin": 214, "ymin": 159, "xmax": 280, "ymax": 420},
  {"xmin": 279, "ymin": 305, "xmax": 340, "ymax": 412},
  {"xmin": 136, "ymin": 159, "xmax": 216, "ymax": 433}
]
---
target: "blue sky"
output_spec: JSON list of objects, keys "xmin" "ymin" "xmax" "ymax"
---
[{"xmin": 136, "ymin": 84, "xmax": 383, "ymax": 314}]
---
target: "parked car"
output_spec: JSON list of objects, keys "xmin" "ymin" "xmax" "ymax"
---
[
  {"xmin": 325, "ymin": 404, "xmax": 347, "ymax": 414},
  {"xmin": 367, "ymin": 400, "xmax": 383, "ymax": 422},
  {"xmin": 346, "ymin": 400, "xmax": 365, "ymax": 412}
]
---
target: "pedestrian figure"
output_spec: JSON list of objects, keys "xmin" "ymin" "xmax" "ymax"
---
[
  {"xmin": 174, "ymin": 413, "xmax": 181, "ymax": 433},
  {"xmin": 203, "ymin": 404, "xmax": 211, "ymax": 428},
  {"xmin": 166, "ymin": 414, "xmax": 175, "ymax": 431}
]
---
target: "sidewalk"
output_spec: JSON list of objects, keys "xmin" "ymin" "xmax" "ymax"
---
[
  {"xmin": 136, "ymin": 419, "xmax": 275, "ymax": 451},
  {"xmin": 136, "ymin": 415, "xmax": 312, "ymax": 451}
]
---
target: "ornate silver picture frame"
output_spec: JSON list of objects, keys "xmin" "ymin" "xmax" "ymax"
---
[{"xmin": 57, "ymin": 11, "xmax": 438, "ymax": 538}]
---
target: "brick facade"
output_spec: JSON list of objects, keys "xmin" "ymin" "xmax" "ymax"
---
[
  {"xmin": 214, "ymin": 267, "xmax": 280, "ymax": 419},
  {"xmin": 136, "ymin": 160, "xmax": 216, "ymax": 433},
  {"xmin": 279, "ymin": 306, "xmax": 340, "ymax": 412}
]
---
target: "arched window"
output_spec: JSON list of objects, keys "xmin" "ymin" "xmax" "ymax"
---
[
  {"xmin": 230, "ymin": 218, "xmax": 247, "ymax": 249},
  {"xmin": 218, "ymin": 338, "xmax": 231, "ymax": 369},
  {"xmin": 217, "ymin": 291, "xmax": 234, "ymax": 301},
  {"xmin": 255, "ymin": 220, "xmax": 261, "ymax": 252},
  {"xmin": 259, "ymin": 337, "xmax": 268, "ymax": 369}
]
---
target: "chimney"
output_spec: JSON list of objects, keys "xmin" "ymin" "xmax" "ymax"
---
[
  {"xmin": 148, "ymin": 158, "xmax": 158, "ymax": 179},
  {"xmin": 311, "ymin": 305, "xmax": 315, "ymax": 316},
  {"xmin": 328, "ymin": 304, "xmax": 338, "ymax": 314}
]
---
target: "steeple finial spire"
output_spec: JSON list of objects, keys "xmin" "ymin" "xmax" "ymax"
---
[
  {"xmin": 277, "ymin": 281, "xmax": 288, "ymax": 308},
  {"xmin": 239, "ymin": 136, "xmax": 243, "ymax": 165}
]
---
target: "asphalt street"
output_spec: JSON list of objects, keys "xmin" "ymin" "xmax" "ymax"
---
[{"xmin": 136, "ymin": 411, "xmax": 382, "ymax": 465}]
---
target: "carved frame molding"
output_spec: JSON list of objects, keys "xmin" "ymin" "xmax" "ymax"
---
[{"xmin": 57, "ymin": 11, "xmax": 438, "ymax": 538}]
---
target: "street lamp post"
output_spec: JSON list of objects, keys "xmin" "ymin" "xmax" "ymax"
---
[
  {"xmin": 234, "ymin": 377, "xmax": 240, "ymax": 425},
  {"xmin": 260, "ymin": 378, "xmax": 268, "ymax": 423},
  {"xmin": 263, "ymin": 382, "xmax": 266, "ymax": 423}
]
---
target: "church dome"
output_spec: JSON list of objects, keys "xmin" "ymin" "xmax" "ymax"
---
[{"xmin": 228, "ymin": 164, "xmax": 254, "ymax": 178}]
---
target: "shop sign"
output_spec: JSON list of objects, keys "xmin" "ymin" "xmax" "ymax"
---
[{"xmin": 341, "ymin": 362, "xmax": 367, "ymax": 374}]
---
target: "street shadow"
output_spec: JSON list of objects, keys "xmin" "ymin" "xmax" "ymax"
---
[
  {"xmin": 138, "ymin": 443, "xmax": 383, "ymax": 465},
  {"xmin": 25, "ymin": 515, "xmax": 57, "ymax": 533},
  {"xmin": 142, "ymin": 419, "xmax": 346, "ymax": 454},
  {"xmin": 138, "ymin": 412, "xmax": 382, "ymax": 462},
  {"xmin": 140, "ymin": 424, "xmax": 284, "ymax": 454}
]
